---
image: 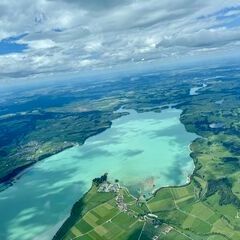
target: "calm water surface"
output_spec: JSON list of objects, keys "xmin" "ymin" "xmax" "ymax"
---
[{"xmin": 0, "ymin": 108, "xmax": 197, "ymax": 240}]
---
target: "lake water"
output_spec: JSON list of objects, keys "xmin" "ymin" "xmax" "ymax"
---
[{"xmin": 0, "ymin": 108, "xmax": 197, "ymax": 240}]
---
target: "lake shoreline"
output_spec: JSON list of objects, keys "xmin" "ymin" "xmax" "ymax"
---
[
  {"xmin": 52, "ymin": 106, "xmax": 199, "ymax": 239},
  {"xmin": 0, "ymin": 106, "xmax": 198, "ymax": 240},
  {"xmin": 0, "ymin": 123, "xmax": 113, "ymax": 188},
  {"xmin": 0, "ymin": 109, "xmax": 131, "ymax": 187}
]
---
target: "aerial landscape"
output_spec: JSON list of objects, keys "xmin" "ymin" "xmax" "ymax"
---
[{"xmin": 0, "ymin": 1, "xmax": 240, "ymax": 240}]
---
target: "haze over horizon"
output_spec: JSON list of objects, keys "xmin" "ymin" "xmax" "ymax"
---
[{"xmin": 1, "ymin": 0, "xmax": 240, "ymax": 84}]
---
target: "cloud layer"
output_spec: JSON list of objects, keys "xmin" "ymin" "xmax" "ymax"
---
[{"xmin": 0, "ymin": 0, "xmax": 240, "ymax": 80}]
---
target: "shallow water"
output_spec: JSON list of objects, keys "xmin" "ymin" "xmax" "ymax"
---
[{"xmin": 0, "ymin": 108, "xmax": 197, "ymax": 240}]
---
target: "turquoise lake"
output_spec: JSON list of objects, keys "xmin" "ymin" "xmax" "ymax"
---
[{"xmin": 0, "ymin": 108, "xmax": 197, "ymax": 240}]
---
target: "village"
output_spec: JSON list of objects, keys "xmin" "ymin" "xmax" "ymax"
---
[{"xmin": 97, "ymin": 179, "xmax": 173, "ymax": 240}]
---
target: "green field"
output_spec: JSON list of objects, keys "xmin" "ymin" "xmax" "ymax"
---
[
  {"xmin": 54, "ymin": 186, "xmax": 146, "ymax": 240},
  {"xmin": 1, "ymin": 64, "xmax": 240, "ymax": 239},
  {"xmin": 52, "ymin": 67, "xmax": 240, "ymax": 239}
]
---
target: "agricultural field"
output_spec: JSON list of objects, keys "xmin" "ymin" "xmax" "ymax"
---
[
  {"xmin": 1, "ymin": 64, "xmax": 240, "ymax": 239},
  {"xmin": 54, "ymin": 173, "xmax": 240, "ymax": 240},
  {"xmin": 53, "ymin": 64, "xmax": 240, "ymax": 240},
  {"xmin": 55, "ymin": 185, "xmax": 147, "ymax": 240}
]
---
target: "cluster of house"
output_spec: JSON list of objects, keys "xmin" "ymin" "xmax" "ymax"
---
[
  {"xmin": 97, "ymin": 182, "xmax": 120, "ymax": 193},
  {"xmin": 97, "ymin": 181, "xmax": 129, "ymax": 213},
  {"xmin": 97, "ymin": 180, "xmax": 173, "ymax": 239},
  {"xmin": 116, "ymin": 194, "xmax": 128, "ymax": 212}
]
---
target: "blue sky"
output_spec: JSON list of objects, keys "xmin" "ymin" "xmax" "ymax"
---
[
  {"xmin": 0, "ymin": 0, "xmax": 240, "ymax": 82},
  {"xmin": 0, "ymin": 34, "xmax": 28, "ymax": 54},
  {"xmin": 200, "ymin": 5, "xmax": 240, "ymax": 28}
]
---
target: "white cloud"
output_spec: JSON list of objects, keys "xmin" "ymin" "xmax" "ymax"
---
[
  {"xmin": 84, "ymin": 41, "xmax": 102, "ymax": 53},
  {"xmin": 224, "ymin": 8, "xmax": 240, "ymax": 17},
  {"xmin": 157, "ymin": 28, "xmax": 240, "ymax": 48},
  {"xmin": 25, "ymin": 39, "xmax": 57, "ymax": 49},
  {"xmin": 0, "ymin": 0, "xmax": 240, "ymax": 80}
]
